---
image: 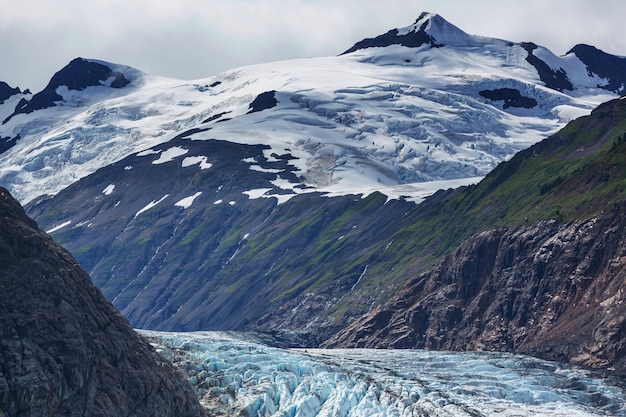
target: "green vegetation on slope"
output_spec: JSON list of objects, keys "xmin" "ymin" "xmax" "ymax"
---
[
  {"xmin": 207, "ymin": 98, "xmax": 626, "ymax": 333},
  {"xmin": 401, "ymin": 98, "xmax": 626, "ymax": 258},
  {"xmin": 322, "ymin": 98, "xmax": 626, "ymax": 326}
]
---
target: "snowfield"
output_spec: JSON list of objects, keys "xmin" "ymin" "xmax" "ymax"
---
[
  {"xmin": 0, "ymin": 14, "xmax": 618, "ymax": 204},
  {"xmin": 143, "ymin": 331, "xmax": 626, "ymax": 417}
]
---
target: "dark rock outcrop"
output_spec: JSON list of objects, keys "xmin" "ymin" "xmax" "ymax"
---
[
  {"xmin": 247, "ymin": 90, "xmax": 278, "ymax": 113},
  {"xmin": 341, "ymin": 12, "xmax": 449, "ymax": 54},
  {"xmin": 0, "ymin": 81, "xmax": 20, "ymax": 104},
  {"xmin": 0, "ymin": 134, "xmax": 20, "ymax": 155},
  {"xmin": 325, "ymin": 205, "xmax": 626, "ymax": 371},
  {"xmin": 521, "ymin": 42, "xmax": 573, "ymax": 92},
  {"xmin": 569, "ymin": 44, "xmax": 626, "ymax": 94},
  {"xmin": 0, "ymin": 187, "xmax": 204, "ymax": 417},
  {"xmin": 342, "ymin": 27, "xmax": 433, "ymax": 55},
  {"xmin": 3, "ymin": 58, "xmax": 130, "ymax": 123},
  {"xmin": 479, "ymin": 88, "xmax": 538, "ymax": 109}
]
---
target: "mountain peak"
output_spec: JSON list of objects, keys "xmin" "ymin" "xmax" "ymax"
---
[
  {"xmin": 409, "ymin": 12, "xmax": 473, "ymax": 45},
  {"xmin": 342, "ymin": 12, "xmax": 478, "ymax": 54},
  {"xmin": 566, "ymin": 44, "xmax": 626, "ymax": 94},
  {"xmin": 0, "ymin": 81, "xmax": 21, "ymax": 105},
  {"xmin": 52, "ymin": 57, "xmax": 132, "ymax": 90},
  {"xmin": 411, "ymin": 12, "xmax": 454, "ymax": 33},
  {"xmin": 3, "ymin": 57, "xmax": 135, "ymax": 124}
]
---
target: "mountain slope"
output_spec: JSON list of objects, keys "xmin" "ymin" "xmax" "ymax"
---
[
  {"xmin": 0, "ymin": 187, "xmax": 204, "ymax": 416},
  {"xmin": 25, "ymin": 137, "xmax": 422, "ymax": 335},
  {"xmin": 9, "ymin": 13, "xmax": 626, "ymax": 336},
  {"xmin": 325, "ymin": 98, "xmax": 626, "ymax": 371}
]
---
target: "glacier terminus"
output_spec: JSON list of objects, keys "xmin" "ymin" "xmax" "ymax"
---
[{"xmin": 144, "ymin": 331, "xmax": 626, "ymax": 417}]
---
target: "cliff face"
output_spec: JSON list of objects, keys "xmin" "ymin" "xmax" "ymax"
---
[
  {"xmin": 325, "ymin": 204, "xmax": 626, "ymax": 371},
  {"xmin": 0, "ymin": 187, "xmax": 204, "ymax": 417}
]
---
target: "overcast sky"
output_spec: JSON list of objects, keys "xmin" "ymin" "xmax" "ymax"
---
[{"xmin": 2, "ymin": 0, "xmax": 625, "ymax": 92}]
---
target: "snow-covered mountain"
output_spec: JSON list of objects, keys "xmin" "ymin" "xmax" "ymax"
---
[
  {"xmin": 1, "ymin": 13, "xmax": 623, "ymax": 205},
  {"xmin": 5, "ymin": 13, "xmax": 626, "ymax": 337},
  {"xmin": 144, "ymin": 330, "xmax": 626, "ymax": 417}
]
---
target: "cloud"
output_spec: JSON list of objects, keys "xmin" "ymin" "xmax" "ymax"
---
[{"xmin": 1, "ymin": 0, "xmax": 625, "ymax": 92}]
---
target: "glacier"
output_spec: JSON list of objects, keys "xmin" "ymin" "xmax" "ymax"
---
[
  {"xmin": 0, "ymin": 15, "xmax": 619, "ymax": 205},
  {"xmin": 142, "ymin": 331, "xmax": 626, "ymax": 417}
]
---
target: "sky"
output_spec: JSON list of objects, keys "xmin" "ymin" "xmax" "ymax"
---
[{"xmin": 2, "ymin": 0, "xmax": 626, "ymax": 92}]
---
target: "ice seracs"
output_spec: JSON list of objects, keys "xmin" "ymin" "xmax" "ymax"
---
[{"xmin": 144, "ymin": 331, "xmax": 626, "ymax": 417}]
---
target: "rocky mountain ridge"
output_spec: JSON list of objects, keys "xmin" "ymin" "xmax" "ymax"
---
[
  {"xmin": 0, "ymin": 187, "xmax": 204, "ymax": 416},
  {"xmin": 3, "ymin": 57, "xmax": 130, "ymax": 124}
]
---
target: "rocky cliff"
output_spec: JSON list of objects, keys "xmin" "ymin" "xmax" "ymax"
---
[
  {"xmin": 325, "ymin": 98, "xmax": 626, "ymax": 372},
  {"xmin": 325, "ymin": 205, "xmax": 626, "ymax": 371},
  {"xmin": 0, "ymin": 187, "xmax": 204, "ymax": 416}
]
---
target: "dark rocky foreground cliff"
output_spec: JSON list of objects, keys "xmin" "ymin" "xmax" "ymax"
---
[
  {"xmin": 0, "ymin": 187, "xmax": 204, "ymax": 416},
  {"xmin": 326, "ymin": 98, "xmax": 626, "ymax": 372}
]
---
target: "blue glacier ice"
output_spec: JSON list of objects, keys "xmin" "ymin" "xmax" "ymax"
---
[{"xmin": 141, "ymin": 331, "xmax": 625, "ymax": 417}]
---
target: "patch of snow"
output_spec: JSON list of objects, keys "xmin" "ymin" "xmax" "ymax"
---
[
  {"xmin": 552, "ymin": 105, "xmax": 593, "ymax": 123},
  {"xmin": 46, "ymin": 220, "xmax": 72, "ymax": 233},
  {"xmin": 152, "ymin": 146, "xmax": 189, "ymax": 164},
  {"xmin": 248, "ymin": 165, "xmax": 283, "ymax": 173},
  {"xmin": 134, "ymin": 194, "xmax": 169, "ymax": 218},
  {"xmin": 259, "ymin": 192, "xmax": 297, "ymax": 205},
  {"xmin": 273, "ymin": 194, "xmax": 297, "ymax": 204},
  {"xmin": 351, "ymin": 264, "xmax": 368, "ymax": 290},
  {"xmin": 243, "ymin": 188, "xmax": 272, "ymax": 199},
  {"xmin": 102, "ymin": 184, "xmax": 115, "ymax": 195},
  {"xmin": 175, "ymin": 192, "xmax": 202, "ymax": 209},
  {"xmin": 136, "ymin": 149, "xmax": 160, "ymax": 157},
  {"xmin": 320, "ymin": 176, "xmax": 482, "ymax": 204},
  {"xmin": 182, "ymin": 156, "xmax": 212, "ymax": 170}
]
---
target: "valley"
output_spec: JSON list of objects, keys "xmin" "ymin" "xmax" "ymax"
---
[{"xmin": 1, "ymin": 11, "xmax": 626, "ymax": 416}]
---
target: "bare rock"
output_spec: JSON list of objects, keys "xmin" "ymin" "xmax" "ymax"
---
[
  {"xmin": 326, "ymin": 204, "xmax": 626, "ymax": 371},
  {"xmin": 0, "ymin": 187, "xmax": 205, "ymax": 417}
]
